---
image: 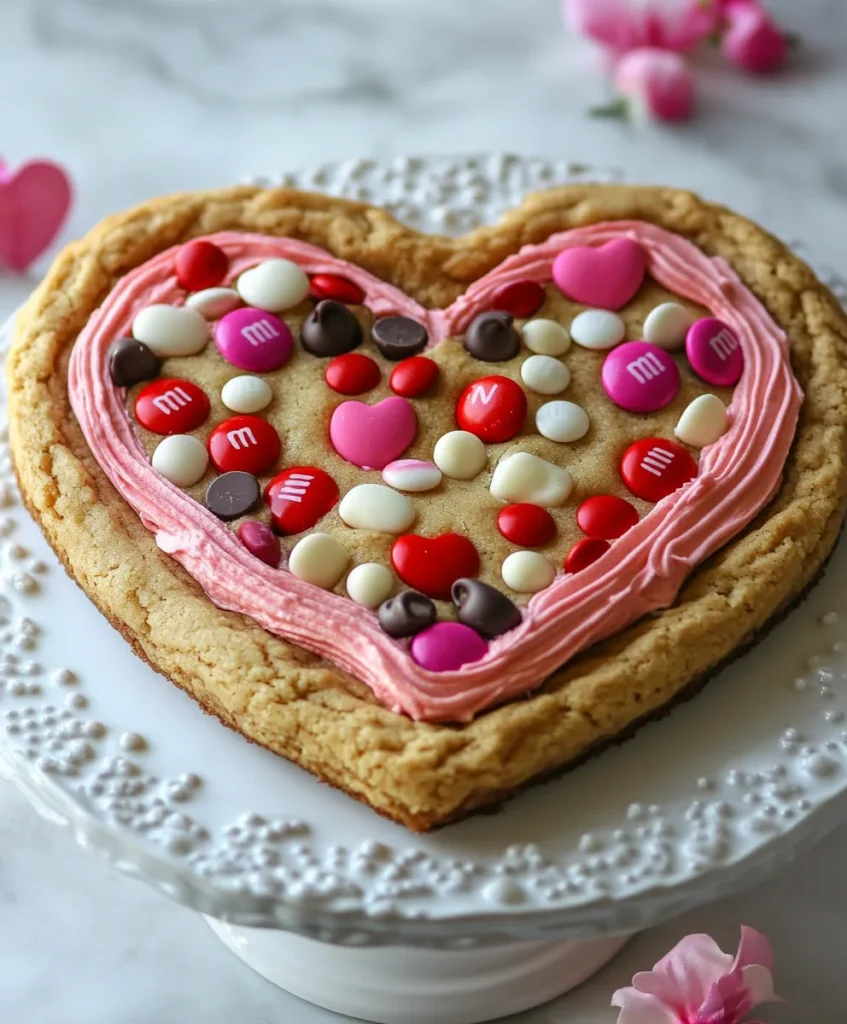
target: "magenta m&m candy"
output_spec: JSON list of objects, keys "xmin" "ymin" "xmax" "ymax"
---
[
  {"xmin": 134, "ymin": 378, "xmax": 210, "ymax": 435},
  {"xmin": 237, "ymin": 521, "xmax": 281, "ymax": 567},
  {"xmin": 208, "ymin": 415, "xmax": 281, "ymax": 475},
  {"xmin": 410, "ymin": 622, "xmax": 488, "ymax": 672},
  {"xmin": 215, "ymin": 308, "xmax": 293, "ymax": 373},
  {"xmin": 620, "ymin": 437, "xmax": 697, "ymax": 503},
  {"xmin": 601, "ymin": 341, "xmax": 680, "ymax": 413},
  {"xmin": 685, "ymin": 317, "xmax": 743, "ymax": 386}
]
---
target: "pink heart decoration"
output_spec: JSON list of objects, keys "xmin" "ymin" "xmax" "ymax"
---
[
  {"xmin": 552, "ymin": 237, "xmax": 646, "ymax": 311},
  {"xmin": 329, "ymin": 396, "xmax": 417, "ymax": 470},
  {"xmin": 0, "ymin": 159, "xmax": 72, "ymax": 273}
]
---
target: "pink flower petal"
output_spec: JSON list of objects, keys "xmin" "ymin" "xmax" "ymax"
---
[
  {"xmin": 613, "ymin": 48, "xmax": 696, "ymax": 123},
  {"xmin": 564, "ymin": 0, "xmax": 719, "ymax": 54},
  {"xmin": 611, "ymin": 987, "xmax": 680, "ymax": 1024},
  {"xmin": 732, "ymin": 925, "xmax": 774, "ymax": 973},
  {"xmin": 697, "ymin": 972, "xmax": 752, "ymax": 1023},
  {"xmin": 739, "ymin": 964, "xmax": 779, "ymax": 1006},
  {"xmin": 648, "ymin": 933, "xmax": 734, "ymax": 1015}
]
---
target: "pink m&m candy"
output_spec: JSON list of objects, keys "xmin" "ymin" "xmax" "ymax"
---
[
  {"xmin": 601, "ymin": 341, "xmax": 680, "ymax": 413},
  {"xmin": 685, "ymin": 318, "xmax": 743, "ymax": 387},
  {"xmin": 215, "ymin": 308, "xmax": 293, "ymax": 373},
  {"xmin": 410, "ymin": 622, "xmax": 488, "ymax": 672}
]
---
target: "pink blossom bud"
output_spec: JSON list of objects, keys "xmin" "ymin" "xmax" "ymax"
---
[
  {"xmin": 613, "ymin": 48, "xmax": 696, "ymax": 122},
  {"xmin": 722, "ymin": 1, "xmax": 789, "ymax": 74}
]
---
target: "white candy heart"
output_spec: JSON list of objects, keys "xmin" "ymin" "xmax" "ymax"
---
[
  {"xmin": 151, "ymin": 434, "xmax": 208, "ymax": 487},
  {"xmin": 382, "ymin": 459, "xmax": 442, "ymax": 493},
  {"xmin": 570, "ymin": 310, "xmax": 625, "ymax": 351},
  {"xmin": 132, "ymin": 304, "xmax": 209, "ymax": 358},
  {"xmin": 433, "ymin": 430, "xmax": 487, "ymax": 480},
  {"xmin": 339, "ymin": 484, "xmax": 415, "ymax": 534},
  {"xmin": 221, "ymin": 375, "xmax": 273, "ymax": 414},
  {"xmin": 237, "ymin": 258, "xmax": 311, "ymax": 312},
  {"xmin": 490, "ymin": 452, "xmax": 573, "ymax": 507},
  {"xmin": 674, "ymin": 393, "xmax": 728, "ymax": 449},
  {"xmin": 501, "ymin": 550, "xmax": 556, "ymax": 593},
  {"xmin": 520, "ymin": 354, "xmax": 571, "ymax": 395},
  {"xmin": 346, "ymin": 562, "xmax": 395, "ymax": 608},
  {"xmin": 535, "ymin": 401, "xmax": 590, "ymax": 443},
  {"xmin": 185, "ymin": 287, "xmax": 242, "ymax": 320},
  {"xmin": 288, "ymin": 533, "xmax": 348, "ymax": 589},
  {"xmin": 643, "ymin": 302, "xmax": 693, "ymax": 350},
  {"xmin": 521, "ymin": 318, "xmax": 571, "ymax": 356}
]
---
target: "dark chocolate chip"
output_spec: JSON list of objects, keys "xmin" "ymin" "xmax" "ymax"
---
[
  {"xmin": 301, "ymin": 300, "xmax": 363, "ymax": 357},
  {"xmin": 371, "ymin": 316, "xmax": 428, "ymax": 361},
  {"xmin": 451, "ymin": 578, "xmax": 522, "ymax": 639},
  {"xmin": 205, "ymin": 472, "xmax": 261, "ymax": 521},
  {"xmin": 463, "ymin": 310, "xmax": 520, "ymax": 362},
  {"xmin": 108, "ymin": 337, "xmax": 161, "ymax": 388},
  {"xmin": 378, "ymin": 590, "xmax": 437, "ymax": 638}
]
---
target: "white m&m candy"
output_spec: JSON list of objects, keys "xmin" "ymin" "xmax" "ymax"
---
[
  {"xmin": 339, "ymin": 484, "xmax": 415, "ymax": 534},
  {"xmin": 132, "ymin": 304, "xmax": 209, "ymax": 358},
  {"xmin": 643, "ymin": 302, "xmax": 693, "ymax": 350},
  {"xmin": 674, "ymin": 393, "xmax": 728, "ymax": 449},
  {"xmin": 570, "ymin": 310, "xmax": 625, "ymax": 351},
  {"xmin": 346, "ymin": 563, "xmax": 394, "ymax": 608},
  {"xmin": 288, "ymin": 533, "xmax": 348, "ymax": 589},
  {"xmin": 151, "ymin": 434, "xmax": 208, "ymax": 487},
  {"xmin": 501, "ymin": 550, "xmax": 556, "ymax": 593},
  {"xmin": 490, "ymin": 452, "xmax": 573, "ymax": 507},
  {"xmin": 221, "ymin": 375, "xmax": 273, "ymax": 414},
  {"xmin": 433, "ymin": 431, "xmax": 487, "ymax": 481},
  {"xmin": 521, "ymin": 319, "xmax": 570, "ymax": 356},
  {"xmin": 520, "ymin": 354, "xmax": 571, "ymax": 395},
  {"xmin": 236, "ymin": 259, "xmax": 310, "ymax": 312},
  {"xmin": 535, "ymin": 401, "xmax": 590, "ymax": 443}
]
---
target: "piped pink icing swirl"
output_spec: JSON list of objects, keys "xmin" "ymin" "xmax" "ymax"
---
[{"xmin": 68, "ymin": 224, "xmax": 802, "ymax": 723}]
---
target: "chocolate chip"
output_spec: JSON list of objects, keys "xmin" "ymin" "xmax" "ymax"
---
[
  {"xmin": 301, "ymin": 300, "xmax": 363, "ymax": 357},
  {"xmin": 205, "ymin": 472, "xmax": 260, "ymax": 521},
  {"xmin": 108, "ymin": 337, "xmax": 161, "ymax": 388},
  {"xmin": 451, "ymin": 578, "xmax": 522, "ymax": 638},
  {"xmin": 463, "ymin": 311, "xmax": 520, "ymax": 362},
  {"xmin": 378, "ymin": 590, "xmax": 437, "ymax": 638},
  {"xmin": 372, "ymin": 316, "xmax": 428, "ymax": 361}
]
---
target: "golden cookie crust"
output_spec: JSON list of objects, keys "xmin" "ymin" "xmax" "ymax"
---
[{"xmin": 8, "ymin": 184, "xmax": 847, "ymax": 831}]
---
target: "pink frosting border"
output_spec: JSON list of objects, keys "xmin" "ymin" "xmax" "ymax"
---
[{"xmin": 68, "ymin": 224, "xmax": 802, "ymax": 723}]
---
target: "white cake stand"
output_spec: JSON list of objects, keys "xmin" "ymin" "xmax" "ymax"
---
[{"xmin": 3, "ymin": 155, "xmax": 847, "ymax": 1024}]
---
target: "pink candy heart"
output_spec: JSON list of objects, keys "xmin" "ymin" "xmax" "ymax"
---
[
  {"xmin": 0, "ymin": 159, "xmax": 72, "ymax": 273},
  {"xmin": 330, "ymin": 396, "xmax": 417, "ymax": 470},
  {"xmin": 552, "ymin": 237, "xmax": 646, "ymax": 311}
]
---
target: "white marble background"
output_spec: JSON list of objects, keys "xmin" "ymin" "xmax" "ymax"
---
[{"xmin": 1, "ymin": 0, "xmax": 847, "ymax": 1020}]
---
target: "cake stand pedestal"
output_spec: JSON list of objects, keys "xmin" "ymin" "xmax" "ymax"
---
[
  {"xmin": 207, "ymin": 921, "xmax": 629, "ymax": 1024},
  {"xmin": 4, "ymin": 156, "xmax": 847, "ymax": 1024}
]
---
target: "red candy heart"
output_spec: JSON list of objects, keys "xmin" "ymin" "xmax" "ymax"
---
[
  {"xmin": 389, "ymin": 356, "xmax": 439, "ymax": 398},
  {"xmin": 264, "ymin": 466, "xmax": 339, "ymax": 535},
  {"xmin": 325, "ymin": 353, "xmax": 381, "ymax": 395},
  {"xmin": 391, "ymin": 533, "xmax": 480, "ymax": 600},
  {"xmin": 497, "ymin": 504, "xmax": 557, "ymax": 547},
  {"xmin": 565, "ymin": 538, "xmax": 611, "ymax": 574},
  {"xmin": 552, "ymin": 238, "xmax": 646, "ymax": 311},
  {"xmin": 620, "ymin": 438, "xmax": 697, "ymax": 503},
  {"xmin": 576, "ymin": 495, "xmax": 639, "ymax": 539},
  {"xmin": 309, "ymin": 273, "xmax": 365, "ymax": 305},
  {"xmin": 134, "ymin": 378, "xmax": 210, "ymax": 436},
  {"xmin": 208, "ymin": 415, "xmax": 281, "ymax": 475},
  {"xmin": 175, "ymin": 239, "xmax": 229, "ymax": 292},
  {"xmin": 455, "ymin": 375, "xmax": 527, "ymax": 443},
  {"xmin": 490, "ymin": 279, "xmax": 545, "ymax": 318}
]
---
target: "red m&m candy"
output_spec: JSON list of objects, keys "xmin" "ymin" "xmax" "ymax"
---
[
  {"xmin": 134, "ymin": 378, "xmax": 210, "ymax": 435},
  {"xmin": 325, "ymin": 353, "xmax": 381, "ymax": 395},
  {"xmin": 620, "ymin": 438, "xmax": 697, "ymax": 503},
  {"xmin": 208, "ymin": 415, "xmax": 281, "ymax": 475},
  {"xmin": 497, "ymin": 504, "xmax": 556, "ymax": 547},
  {"xmin": 490, "ymin": 279, "xmax": 545, "ymax": 318},
  {"xmin": 456, "ymin": 375, "xmax": 527, "ymax": 444},
  {"xmin": 265, "ymin": 466, "xmax": 339, "ymax": 535},
  {"xmin": 565, "ymin": 538, "xmax": 610, "ymax": 574},
  {"xmin": 391, "ymin": 533, "xmax": 480, "ymax": 600},
  {"xmin": 389, "ymin": 356, "xmax": 439, "ymax": 398},
  {"xmin": 309, "ymin": 273, "xmax": 365, "ymax": 305},
  {"xmin": 576, "ymin": 495, "xmax": 639, "ymax": 539},
  {"xmin": 175, "ymin": 239, "xmax": 228, "ymax": 292}
]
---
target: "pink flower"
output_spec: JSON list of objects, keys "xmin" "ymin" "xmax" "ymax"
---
[
  {"xmin": 563, "ymin": 0, "xmax": 720, "ymax": 55},
  {"xmin": 612, "ymin": 926, "xmax": 780, "ymax": 1024},
  {"xmin": 721, "ymin": 1, "xmax": 789, "ymax": 73},
  {"xmin": 612, "ymin": 48, "xmax": 696, "ymax": 121}
]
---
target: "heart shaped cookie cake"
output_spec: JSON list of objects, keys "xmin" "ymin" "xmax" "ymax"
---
[{"xmin": 9, "ymin": 184, "xmax": 847, "ymax": 830}]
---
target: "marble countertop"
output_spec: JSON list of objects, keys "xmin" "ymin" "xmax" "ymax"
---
[{"xmin": 2, "ymin": 0, "xmax": 847, "ymax": 1020}]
